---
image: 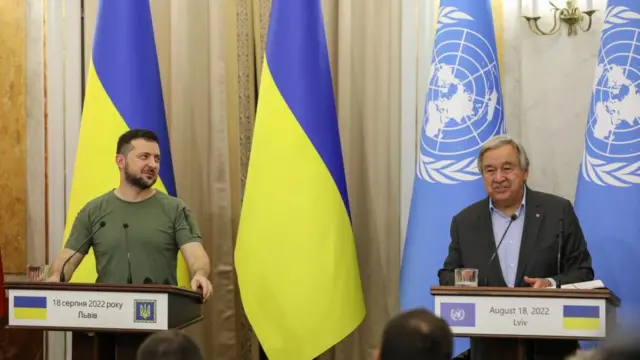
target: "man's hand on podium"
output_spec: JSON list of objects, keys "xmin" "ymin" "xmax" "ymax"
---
[
  {"xmin": 191, "ymin": 274, "xmax": 212, "ymax": 302},
  {"xmin": 524, "ymin": 276, "xmax": 552, "ymax": 288}
]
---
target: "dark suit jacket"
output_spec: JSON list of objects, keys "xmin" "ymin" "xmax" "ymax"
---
[{"xmin": 438, "ymin": 188, "xmax": 594, "ymax": 359}]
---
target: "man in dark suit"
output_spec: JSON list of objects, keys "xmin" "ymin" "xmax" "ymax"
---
[{"xmin": 438, "ymin": 135, "xmax": 594, "ymax": 360}]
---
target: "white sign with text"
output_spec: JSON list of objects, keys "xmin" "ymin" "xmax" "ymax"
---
[
  {"xmin": 8, "ymin": 289, "xmax": 169, "ymax": 330},
  {"xmin": 434, "ymin": 295, "xmax": 608, "ymax": 339}
]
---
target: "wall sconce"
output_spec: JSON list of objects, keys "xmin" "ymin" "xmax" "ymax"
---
[{"xmin": 523, "ymin": 0, "xmax": 597, "ymax": 36}]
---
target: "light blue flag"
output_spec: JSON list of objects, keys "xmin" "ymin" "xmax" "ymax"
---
[
  {"xmin": 574, "ymin": 0, "xmax": 640, "ymax": 339},
  {"xmin": 400, "ymin": 0, "xmax": 504, "ymax": 355}
]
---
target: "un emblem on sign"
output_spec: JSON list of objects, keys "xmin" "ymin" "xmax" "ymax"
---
[
  {"xmin": 133, "ymin": 300, "xmax": 157, "ymax": 323},
  {"xmin": 450, "ymin": 308, "xmax": 466, "ymax": 322}
]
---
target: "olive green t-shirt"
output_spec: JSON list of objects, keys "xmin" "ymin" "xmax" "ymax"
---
[{"xmin": 65, "ymin": 190, "xmax": 202, "ymax": 285}]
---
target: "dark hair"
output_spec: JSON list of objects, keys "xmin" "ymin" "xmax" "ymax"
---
[
  {"xmin": 116, "ymin": 129, "xmax": 159, "ymax": 155},
  {"xmin": 136, "ymin": 330, "xmax": 203, "ymax": 360},
  {"xmin": 597, "ymin": 333, "xmax": 640, "ymax": 360},
  {"xmin": 379, "ymin": 309, "xmax": 453, "ymax": 360}
]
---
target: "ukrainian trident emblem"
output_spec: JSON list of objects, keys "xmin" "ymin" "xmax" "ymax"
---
[{"xmin": 133, "ymin": 300, "xmax": 157, "ymax": 323}]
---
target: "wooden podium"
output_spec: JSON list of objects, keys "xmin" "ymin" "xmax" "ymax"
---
[
  {"xmin": 4, "ymin": 281, "xmax": 204, "ymax": 360},
  {"xmin": 431, "ymin": 286, "xmax": 620, "ymax": 360}
]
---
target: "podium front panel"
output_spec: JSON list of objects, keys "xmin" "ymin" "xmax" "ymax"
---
[
  {"xmin": 7, "ymin": 289, "xmax": 169, "ymax": 331},
  {"xmin": 434, "ymin": 295, "xmax": 608, "ymax": 339}
]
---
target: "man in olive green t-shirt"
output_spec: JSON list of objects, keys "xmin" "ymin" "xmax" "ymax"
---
[{"xmin": 48, "ymin": 129, "xmax": 212, "ymax": 301}]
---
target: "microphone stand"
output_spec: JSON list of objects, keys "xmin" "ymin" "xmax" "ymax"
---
[{"xmin": 556, "ymin": 219, "xmax": 564, "ymax": 289}]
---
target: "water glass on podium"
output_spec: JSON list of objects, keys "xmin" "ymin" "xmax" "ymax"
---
[
  {"xmin": 455, "ymin": 268, "xmax": 478, "ymax": 287},
  {"xmin": 27, "ymin": 264, "xmax": 51, "ymax": 281}
]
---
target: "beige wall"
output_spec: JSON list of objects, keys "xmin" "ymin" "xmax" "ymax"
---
[{"xmin": 518, "ymin": 1, "xmax": 605, "ymax": 201}]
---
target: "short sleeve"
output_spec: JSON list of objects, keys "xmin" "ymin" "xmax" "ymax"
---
[
  {"xmin": 65, "ymin": 206, "xmax": 93, "ymax": 254},
  {"xmin": 174, "ymin": 205, "xmax": 202, "ymax": 247}
]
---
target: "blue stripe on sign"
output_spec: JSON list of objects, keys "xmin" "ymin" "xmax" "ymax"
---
[
  {"xmin": 563, "ymin": 305, "xmax": 599, "ymax": 318},
  {"xmin": 14, "ymin": 296, "xmax": 47, "ymax": 309}
]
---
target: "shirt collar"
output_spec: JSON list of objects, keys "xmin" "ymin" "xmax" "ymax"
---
[{"xmin": 489, "ymin": 186, "xmax": 526, "ymax": 213}]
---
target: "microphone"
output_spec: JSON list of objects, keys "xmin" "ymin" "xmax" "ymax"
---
[
  {"xmin": 123, "ymin": 223, "xmax": 133, "ymax": 284},
  {"xmin": 485, "ymin": 213, "xmax": 518, "ymax": 285},
  {"xmin": 60, "ymin": 221, "xmax": 106, "ymax": 282},
  {"xmin": 556, "ymin": 219, "xmax": 564, "ymax": 288}
]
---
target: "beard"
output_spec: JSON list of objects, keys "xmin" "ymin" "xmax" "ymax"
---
[{"xmin": 124, "ymin": 164, "xmax": 157, "ymax": 190}]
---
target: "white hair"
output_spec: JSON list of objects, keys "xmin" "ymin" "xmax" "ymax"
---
[{"xmin": 477, "ymin": 135, "xmax": 530, "ymax": 173}]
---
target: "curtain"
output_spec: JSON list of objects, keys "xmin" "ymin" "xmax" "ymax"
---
[{"xmin": 82, "ymin": 0, "xmax": 403, "ymax": 358}]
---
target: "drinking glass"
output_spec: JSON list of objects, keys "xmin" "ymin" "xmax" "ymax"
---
[
  {"xmin": 454, "ymin": 268, "xmax": 478, "ymax": 287},
  {"xmin": 27, "ymin": 264, "xmax": 51, "ymax": 282}
]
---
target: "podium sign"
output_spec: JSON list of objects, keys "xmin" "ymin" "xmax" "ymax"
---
[
  {"xmin": 8, "ymin": 289, "xmax": 168, "ymax": 330},
  {"xmin": 430, "ymin": 286, "xmax": 620, "ymax": 360},
  {"xmin": 4, "ymin": 281, "xmax": 203, "ymax": 360},
  {"xmin": 431, "ymin": 286, "xmax": 620, "ymax": 342},
  {"xmin": 435, "ymin": 295, "xmax": 607, "ymax": 339}
]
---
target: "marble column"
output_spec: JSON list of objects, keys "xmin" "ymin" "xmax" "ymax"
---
[
  {"xmin": 0, "ymin": 0, "xmax": 28, "ymax": 276},
  {"xmin": 0, "ymin": 0, "xmax": 45, "ymax": 358},
  {"xmin": 519, "ymin": 0, "xmax": 605, "ymax": 201}
]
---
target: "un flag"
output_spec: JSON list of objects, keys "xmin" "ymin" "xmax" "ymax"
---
[
  {"xmin": 400, "ymin": 0, "xmax": 504, "ymax": 356},
  {"xmin": 574, "ymin": 0, "xmax": 640, "ymax": 335}
]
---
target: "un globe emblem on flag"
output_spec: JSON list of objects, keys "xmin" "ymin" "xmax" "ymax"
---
[
  {"xmin": 417, "ymin": 7, "xmax": 504, "ymax": 185},
  {"xmin": 581, "ymin": 6, "xmax": 640, "ymax": 188}
]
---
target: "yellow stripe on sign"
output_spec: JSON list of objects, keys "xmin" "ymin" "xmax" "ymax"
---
[
  {"xmin": 563, "ymin": 318, "xmax": 600, "ymax": 330},
  {"xmin": 13, "ymin": 308, "xmax": 47, "ymax": 320}
]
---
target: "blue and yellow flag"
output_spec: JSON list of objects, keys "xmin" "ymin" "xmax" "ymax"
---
[
  {"xmin": 562, "ymin": 305, "xmax": 600, "ymax": 330},
  {"xmin": 63, "ymin": 0, "xmax": 189, "ymax": 286},
  {"xmin": 13, "ymin": 296, "xmax": 47, "ymax": 320},
  {"xmin": 234, "ymin": 0, "xmax": 366, "ymax": 358}
]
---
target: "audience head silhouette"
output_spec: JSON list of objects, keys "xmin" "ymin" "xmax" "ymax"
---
[
  {"xmin": 137, "ymin": 329, "xmax": 203, "ymax": 360},
  {"xmin": 567, "ymin": 333, "xmax": 640, "ymax": 360},
  {"xmin": 376, "ymin": 308, "xmax": 453, "ymax": 360}
]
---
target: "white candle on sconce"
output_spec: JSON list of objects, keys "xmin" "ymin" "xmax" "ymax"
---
[
  {"xmin": 522, "ymin": 0, "xmax": 537, "ymax": 16},
  {"xmin": 521, "ymin": 0, "xmax": 530, "ymax": 16},
  {"xmin": 577, "ymin": 0, "xmax": 594, "ymax": 10}
]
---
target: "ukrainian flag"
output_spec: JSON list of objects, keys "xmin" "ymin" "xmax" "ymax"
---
[
  {"xmin": 13, "ymin": 296, "xmax": 47, "ymax": 320},
  {"xmin": 563, "ymin": 305, "xmax": 600, "ymax": 330},
  {"xmin": 63, "ymin": 0, "xmax": 189, "ymax": 287},
  {"xmin": 234, "ymin": 0, "xmax": 366, "ymax": 359}
]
